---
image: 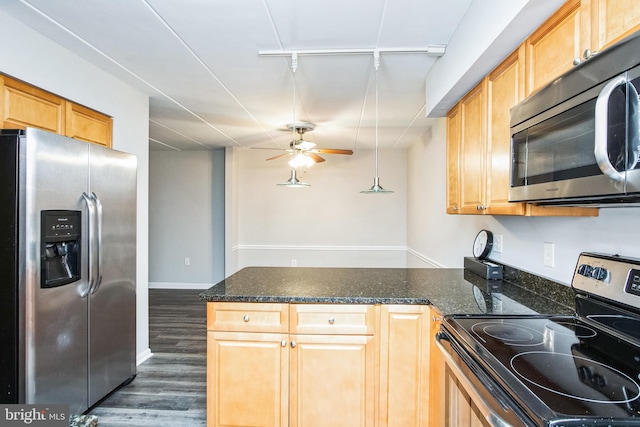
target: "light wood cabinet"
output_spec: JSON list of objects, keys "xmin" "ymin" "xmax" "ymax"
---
[
  {"xmin": 458, "ymin": 83, "xmax": 487, "ymax": 214},
  {"xmin": 446, "ymin": 105, "xmax": 461, "ymax": 214},
  {"xmin": 588, "ymin": 0, "xmax": 640, "ymax": 51},
  {"xmin": 444, "ymin": 368, "xmax": 490, "ymax": 427},
  {"xmin": 526, "ymin": 0, "xmax": 640, "ymax": 95},
  {"xmin": 378, "ymin": 305, "xmax": 430, "ymax": 427},
  {"xmin": 65, "ymin": 102, "xmax": 112, "ymax": 147},
  {"xmin": 0, "ymin": 74, "xmax": 112, "ymax": 147},
  {"xmin": 428, "ymin": 307, "xmax": 445, "ymax": 427},
  {"xmin": 207, "ymin": 302, "xmax": 436, "ymax": 427},
  {"xmin": 486, "ymin": 48, "xmax": 527, "ymax": 216},
  {"xmin": 0, "ymin": 75, "xmax": 66, "ymax": 134},
  {"xmin": 525, "ymin": 0, "xmax": 584, "ymax": 95},
  {"xmin": 207, "ymin": 302, "xmax": 379, "ymax": 427},
  {"xmin": 207, "ymin": 331, "xmax": 289, "ymax": 427}
]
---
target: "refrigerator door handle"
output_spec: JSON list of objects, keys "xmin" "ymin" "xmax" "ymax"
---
[
  {"xmin": 91, "ymin": 192, "xmax": 103, "ymax": 294},
  {"xmin": 81, "ymin": 192, "xmax": 97, "ymax": 297}
]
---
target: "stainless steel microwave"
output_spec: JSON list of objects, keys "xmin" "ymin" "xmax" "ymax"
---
[{"xmin": 509, "ymin": 31, "xmax": 640, "ymax": 205}]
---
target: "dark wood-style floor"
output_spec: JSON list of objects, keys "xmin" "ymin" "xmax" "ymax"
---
[{"xmin": 88, "ymin": 289, "xmax": 207, "ymax": 426}]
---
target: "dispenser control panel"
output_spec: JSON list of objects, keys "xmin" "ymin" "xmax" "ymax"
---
[{"xmin": 41, "ymin": 210, "xmax": 81, "ymax": 288}]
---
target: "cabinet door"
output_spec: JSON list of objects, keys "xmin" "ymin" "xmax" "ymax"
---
[
  {"xmin": 525, "ymin": 0, "xmax": 584, "ymax": 95},
  {"xmin": 446, "ymin": 105, "xmax": 461, "ymax": 214},
  {"xmin": 65, "ymin": 102, "xmax": 113, "ymax": 147},
  {"xmin": 207, "ymin": 331, "xmax": 288, "ymax": 427},
  {"xmin": 0, "ymin": 75, "xmax": 65, "ymax": 133},
  {"xmin": 589, "ymin": 0, "xmax": 640, "ymax": 50},
  {"xmin": 459, "ymin": 83, "xmax": 487, "ymax": 214},
  {"xmin": 444, "ymin": 368, "xmax": 490, "ymax": 427},
  {"xmin": 486, "ymin": 47, "xmax": 526, "ymax": 216},
  {"xmin": 379, "ymin": 305, "xmax": 430, "ymax": 427},
  {"xmin": 428, "ymin": 308, "xmax": 445, "ymax": 427},
  {"xmin": 289, "ymin": 334, "xmax": 375, "ymax": 427}
]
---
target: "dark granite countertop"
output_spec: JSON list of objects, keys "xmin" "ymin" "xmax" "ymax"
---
[{"xmin": 199, "ymin": 266, "xmax": 575, "ymax": 316}]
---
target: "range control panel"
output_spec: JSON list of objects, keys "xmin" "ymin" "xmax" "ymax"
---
[{"xmin": 572, "ymin": 253, "xmax": 640, "ymax": 309}]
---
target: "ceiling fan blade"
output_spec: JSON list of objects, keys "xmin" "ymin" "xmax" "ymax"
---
[
  {"xmin": 315, "ymin": 148, "xmax": 354, "ymax": 155},
  {"xmin": 266, "ymin": 153, "xmax": 291, "ymax": 161},
  {"xmin": 308, "ymin": 153, "xmax": 326, "ymax": 163}
]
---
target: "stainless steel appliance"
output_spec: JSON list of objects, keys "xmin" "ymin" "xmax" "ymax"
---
[
  {"xmin": 0, "ymin": 128, "xmax": 137, "ymax": 414},
  {"xmin": 438, "ymin": 253, "xmax": 640, "ymax": 426},
  {"xmin": 509, "ymin": 30, "xmax": 640, "ymax": 205}
]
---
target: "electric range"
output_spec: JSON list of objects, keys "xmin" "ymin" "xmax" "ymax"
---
[{"xmin": 437, "ymin": 253, "xmax": 640, "ymax": 426}]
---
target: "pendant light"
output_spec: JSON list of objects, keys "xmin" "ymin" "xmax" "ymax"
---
[
  {"xmin": 278, "ymin": 53, "xmax": 312, "ymax": 187},
  {"xmin": 277, "ymin": 169, "xmax": 310, "ymax": 187},
  {"xmin": 361, "ymin": 51, "xmax": 393, "ymax": 194}
]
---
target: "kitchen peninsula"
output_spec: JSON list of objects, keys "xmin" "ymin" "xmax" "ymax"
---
[{"xmin": 200, "ymin": 266, "xmax": 573, "ymax": 427}]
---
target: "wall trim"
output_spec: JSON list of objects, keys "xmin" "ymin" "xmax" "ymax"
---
[
  {"xmin": 137, "ymin": 348, "xmax": 153, "ymax": 366},
  {"xmin": 149, "ymin": 282, "xmax": 214, "ymax": 289},
  {"xmin": 406, "ymin": 247, "xmax": 446, "ymax": 268},
  {"xmin": 234, "ymin": 244, "xmax": 407, "ymax": 252}
]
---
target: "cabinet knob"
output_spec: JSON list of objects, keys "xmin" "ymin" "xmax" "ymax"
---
[
  {"xmin": 452, "ymin": 206, "xmax": 459, "ymax": 212},
  {"xmin": 243, "ymin": 315, "xmax": 250, "ymax": 322},
  {"xmin": 476, "ymin": 204, "xmax": 487, "ymax": 211},
  {"xmin": 290, "ymin": 341, "xmax": 297, "ymax": 348},
  {"xmin": 281, "ymin": 340, "xmax": 287, "ymax": 347},
  {"xmin": 328, "ymin": 317, "xmax": 335, "ymax": 325}
]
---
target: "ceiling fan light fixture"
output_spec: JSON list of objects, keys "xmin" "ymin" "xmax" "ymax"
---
[
  {"xmin": 288, "ymin": 152, "xmax": 316, "ymax": 169},
  {"xmin": 277, "ymin": 169, "xmax": 310, "ymax": 187}
]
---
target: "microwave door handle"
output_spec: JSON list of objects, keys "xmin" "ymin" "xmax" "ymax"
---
[{"xmin": 594, "ymin": 74, "xmax": 627, "ymax": 182}]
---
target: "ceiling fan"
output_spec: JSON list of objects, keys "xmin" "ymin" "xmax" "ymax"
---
[{"xmin": 259, "ymin": 122, "xmax": 353, "ymax": 167}]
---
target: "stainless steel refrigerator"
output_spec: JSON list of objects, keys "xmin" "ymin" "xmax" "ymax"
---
[{"xmin": 0, "ymin": 127, "xmax": 137, "ymax": 414}]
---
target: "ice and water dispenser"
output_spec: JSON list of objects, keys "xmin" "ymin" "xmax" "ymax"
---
[{"xmin": 40, "ymin": 210, "xmax": 81, "ymax": 288}]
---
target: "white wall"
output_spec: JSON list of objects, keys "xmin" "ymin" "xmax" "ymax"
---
[
  {"xmin": 231, "ymin": 147, "xmax": 407, "ymax": 270},
  {"xmin": 149, "ymin": 150, "xmax": 225, "ymax": 288},
  {"xmin": 0, "ymin": 11, "xmax": 151, "ymax": 363},
  {"xmin": 407, "ymin": 118, "xmax": 640, "ymax": 286}
]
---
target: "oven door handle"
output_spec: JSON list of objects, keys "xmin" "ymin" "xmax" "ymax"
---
[
  {"xmin": 435, "ymin": 334, "xmax": 513, "ymax": 427},
  {"xmin": 594, "ymin": 74, "xmax": 627, "ymax": 182}
]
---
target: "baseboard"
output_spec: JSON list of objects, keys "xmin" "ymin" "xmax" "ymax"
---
[
  {"xmin": 406, "ymin": 248, "xmax": 445, "ymax": 268},
  {"xmin": 136, "ymin": 348, "xmax": 153, "ymax": 366},
  {"xmin": 149, "ymin": 282, "xmax": 214, "ymax": 289}
]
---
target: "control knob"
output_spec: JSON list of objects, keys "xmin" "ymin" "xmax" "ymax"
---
[
  {"xmin": 577, "ymin": 264, "xmax": 593, "ymax": 277},
  {"xmin": 591, "ymin": 267, "xmax": 608, "ymax": 281}
]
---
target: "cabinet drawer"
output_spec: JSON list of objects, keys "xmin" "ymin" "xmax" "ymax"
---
[
  {"xmin": 207, "ymin": 302, "xmax": 289, "ymax": 333},
  {"xmin": 290, "ymin": 304, "xmax": 377, "ymax": 335}
]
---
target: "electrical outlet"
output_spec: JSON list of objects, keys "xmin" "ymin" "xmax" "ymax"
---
[
  {"xmin": 493, "ymin": 234, "xmax": 503, "ymax": 253},
  {"xmin": 543, "ymin": 243, "xmax": 555, "ymax": 268},
  {"xmin": 291, "ymin": 259, "xmax": 297, "ymax": 267},
  {"xmin": 184, "ymin": 257, "xmax": 191, "ymax": 266}
]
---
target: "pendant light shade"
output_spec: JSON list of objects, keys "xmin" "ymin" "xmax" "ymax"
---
[
  {"xmin": 277, "ymin": 169, "xmax": 310, "ymax": 187},
  {"xmin": 361, "ymin": 51, "xmax": 393, "ymax": 194}
]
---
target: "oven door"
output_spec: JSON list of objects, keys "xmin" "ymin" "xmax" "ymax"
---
[
  {"xmin": 435, "ymin": 330, "xmax": 534, "ymax": 427},
  {"xmin": 509, "ymin": 65, "xmax": 640, "ymax": 204}
]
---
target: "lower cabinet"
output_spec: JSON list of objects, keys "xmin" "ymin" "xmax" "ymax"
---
[
  {"xmin": 206, "ymin": 302, "xmax": 434, "ymax": 427},
  {"xmin": 444, "ymin": 367, "xmax": 490, "ymax": 427}
]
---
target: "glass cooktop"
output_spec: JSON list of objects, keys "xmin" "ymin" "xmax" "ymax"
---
[{"xmin": 445, "ymin": 314, "xmax": 640, "ymax": 422}]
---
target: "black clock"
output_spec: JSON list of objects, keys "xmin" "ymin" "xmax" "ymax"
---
[{"xmin": 473, "ymin": 229, "xmax": 494, "ymax": 260}]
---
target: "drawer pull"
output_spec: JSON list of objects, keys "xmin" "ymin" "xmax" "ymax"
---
[
  {"xmin": 328, "ymin": 317, "xmax": 335, "ymax": 325},
  {"xmin": 243, "ymin": 315, "xmax": 250, "ymax": 322}
]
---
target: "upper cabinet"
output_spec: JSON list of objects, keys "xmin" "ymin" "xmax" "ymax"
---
[
  {"xmin": 0, "ymin": 75, "xmax": 66, "ymax": 134},
  {"xmin": 65, "ymin": 102, "xmax": 112, "ymax": 147},
  {"xmin": 446, "ymin": 0, "xmax": 640, "ymax": 217},
  {"xmin": 0, "ymin": 74, "xmax": 112, "ymax": 147},
  {"xmin": 526, "ymin": 0, "xmax": 640, "ymax": 95}
]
